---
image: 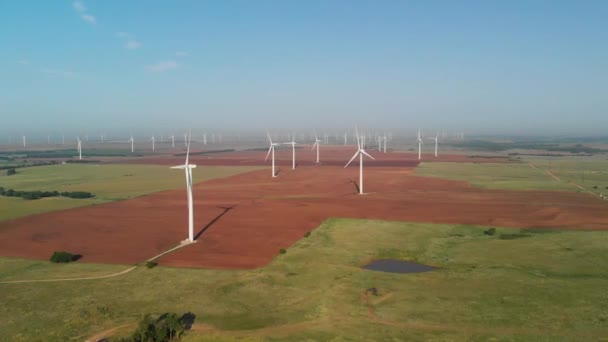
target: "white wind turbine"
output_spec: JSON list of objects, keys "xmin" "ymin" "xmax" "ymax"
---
[
  {"xmin": 77, "ymin": 136, "xmax": 82, "ymax": 160},
  {"xmin": 283, "ymin": 133, "xmax": 297, "ymax": 170},
  {"xmin": 128, "ymin": 133, "xmax": 134, "ymax": 153},
  {"xmin": 265, "ymin": 132, "xmax": 280, "ymax": 177},
  {"xmin": 183, "ymin": 133, "xmax": 188, "ymax": 147},
  {"xmin": 171, "ymin": 133, "xmax": 175, "ymax": 148},
  {"xmin": 345, "ymin": 127, "xmax": 375, "ymax": 195},
  {"xmin": 22, "ymin": 134, "xmax": 26, "ymax": 148},
  {"xmin": 429, "ymin": 133, "xmax": 438, "ymax": 157},
  {"xmin": 417, "ymin": 130, "xmax": 423, "ymax": 160},
  {"xmin": 150, "ymin": 135, "xmax": 155, "ymax": 151},
  {"xmin": 382, "ymin": 133, "xmax": 387, "ymax": 153},
  {"xmin": 171, "ymin": 134, "xmax": 197, "ymax": 242},
  {"xmin": 311, "ymin": 133, "xmax": 321, "ymax": 164}
]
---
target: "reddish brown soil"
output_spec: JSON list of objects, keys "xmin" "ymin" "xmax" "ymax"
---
[
  {"xmin": 0, "ymin": 148, "xmax": 606, "ymax": 269},
  {"xmin": 113, "ymin": 145, "xmax": 509, "ymax": 167}
]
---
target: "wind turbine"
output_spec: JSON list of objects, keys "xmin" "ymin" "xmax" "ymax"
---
[
  {"xmin": 170, "ymin": 134, "xmax": 197, "ymax": 242},
  {"xmin": 283, "ymin": 134, "xmax": 297, "ymax": 170},
  {"xmin": 417, "ymin": 130, "xmax": 423, "ymax": 160},
  {"xmin": 150, "ymin": 135, "xmax": 155, "ymax": 151},
  {"xmin": 77, "ymin": 137, "xmax": 82, "ymax": 160},
  {"xmin": 429, "ymin": 133, "xmax": 438, "ymax": 157},
  {"xmin": 311, "ymin": 133, "xmax": 321, "ymax": 164},
  {"xmin": 184, "ymin": 133, "xmax": 188, "ymax": 147},
  {"xmin": 265, "ymin": 132, "xmax": 280, "ymax": 177},
  {"xmin": 345, "ymin": 128, "xmax": 375, "ymax": 195},
  {"xmin": 129, "ymin": 133, "xmax": 134, "ymax": 153},
  {"xmin": 382, "ymin": 134, "xmax": 387, "ymax": 153},
  {"xmin": 22, "ymin": 135, "xmax": 26, "ymax": 148},
  {"xmin": 171, "ymin": 133, "xmax": 175, "ymax": 148}
]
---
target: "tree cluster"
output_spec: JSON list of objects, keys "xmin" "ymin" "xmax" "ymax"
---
[
  {"xmin": 50, "ymin": 251, "xmax": 81, "ymax": 263},
  {"xmin": 116, "ymin": 312, "xmax": 194, "ymax": 342},
  {"xmin": 0, "ymin": 187, "xmax": 95, "ymax": 200}
]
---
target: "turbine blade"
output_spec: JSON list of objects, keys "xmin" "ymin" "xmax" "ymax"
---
[
  {"xmin": 185, "ymin": 131, "xmax": 192, "ymax": 165},
  {"xmin": 344, "ymin": 151, "xmax": 360, "ymax": 168},
  {"xmin": 311, "ymin": 142, "xmax": 317, "ymax": 151},
  {"xmin": 265, "ymin": 145, "xmax": 273, "ymax": 161},
  {"xmin": 361, "ymin": 149, "xmax": 375, "ymax": 160}
]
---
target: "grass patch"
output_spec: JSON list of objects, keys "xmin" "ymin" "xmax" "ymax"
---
[
  {"xmin": 415, "ymin": 158, "xmax": 608, "ymax": 194},
  {"xmin": 0, "ymin": 164, "xmax": 261, "ymax": 221},
  {"xmin": 1, "ymin": 219, "xmax": 608, "ymax": 341}
]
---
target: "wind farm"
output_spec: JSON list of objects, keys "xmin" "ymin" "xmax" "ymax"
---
[{"xmin": 2, "ymin": 1, "xmax": 608, "ymax": 341}]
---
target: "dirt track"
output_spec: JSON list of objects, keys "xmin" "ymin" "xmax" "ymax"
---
[{"xmin": 0, "ymin": 148, "xmax": 606, "ymax": 269}]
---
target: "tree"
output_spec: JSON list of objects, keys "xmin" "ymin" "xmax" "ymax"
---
[{"xmin": 6, "ymin": 168, "xmax": 16, "ymax": 176}]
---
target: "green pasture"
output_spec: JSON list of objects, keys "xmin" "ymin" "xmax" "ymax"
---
[
  {"xmin": 1, "ymin": 219, "xmax": 607, "ymax": 341},
  {"xmin": 0, "ymin": 164, "xmax": 261, "ymax": 221},
  {"xmin": 415, "ymin": 158, "xmax": 608, "ymax": 194}
]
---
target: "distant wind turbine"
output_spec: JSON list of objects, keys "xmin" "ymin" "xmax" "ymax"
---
[
  {"xmin": 151, "ymin": 135, "xmax": 155, "ymax": 151},
  {"xmin": 129, "ymin": 133, "xmax": 134, "ymax": 153},
  {"xmin": 265, "ymin": 132, "xmax": 280, "ymax": 177},
  {"xmin": 283, "ymin": 133, "xmax": 297, "ymax": 170},
  {"xmin": 429, "ymin": 133, "xmax": 438, "ymax": 157},
  {"xmin": 417, "ymin": 130, "xmax": 423, "ymax": 160},
  {"xmin": 345, "ymin": 127, "xmax": 375, "ymax": 195},
  {"xmin": 77, "ymin": 137, "xmax": 82, "ymax": 160},
  {"xmin": 311, "ymin": 132, "xmax": 321, "ymax": 164}
]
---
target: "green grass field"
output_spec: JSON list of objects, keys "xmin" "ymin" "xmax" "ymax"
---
[
  {"xmin": 0, "ymin": 164, "xmax": 261, "ymax": 221},
  {"xmin": 1, "ymin": 219, "xmax": 607, "ymax": 341},
  {"xmin": 415, "ymin": 159, "xmax": 608, "ymax": 194}
]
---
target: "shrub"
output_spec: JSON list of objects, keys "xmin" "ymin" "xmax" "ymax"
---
[
  {"xmin": 117, "ymin": 312, "xmax": 189, "ymax": 342},
  {"xmin": 49, "ymin": 251, "xmax": 80, "ymax": 263},
  {"xmin": 499, "ymin": 233, "xmax": 532, "ymax": 240},
  {"xmin": 304, "ymin": 231, "xmax": 311, "ymax": 238},
  {"xmin": 483, "ymin": 227, "xmax": 496, "ymax": 236},
  {"xmin": 145, "ymin": 261, "xmax": 158, "ymax": 269},
  {"xmin": 6, "ymin": 168, "xmax": 16, "ymax": 176},
  {"xmin": 279, "ymin": 248, "xmax": 287, "ymax": 254}
]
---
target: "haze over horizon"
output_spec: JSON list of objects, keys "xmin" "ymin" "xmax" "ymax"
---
[{"xmin": 1, "ymin": 1, "xmax": 607, "ymax": 136}]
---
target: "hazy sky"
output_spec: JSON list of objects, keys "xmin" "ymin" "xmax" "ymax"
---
[{"xmin": 1, "ymin": 1, "xmax": 607, "ymax": 135}]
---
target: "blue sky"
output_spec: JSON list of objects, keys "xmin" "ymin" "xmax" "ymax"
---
[{"xmin": 0, "ymin": 1, "xmax": 607, "ymax": 135}]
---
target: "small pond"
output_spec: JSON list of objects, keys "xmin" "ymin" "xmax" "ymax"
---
[{"xmin": 363, "ymin": 259, "xmax": 435, "ymax": 274}]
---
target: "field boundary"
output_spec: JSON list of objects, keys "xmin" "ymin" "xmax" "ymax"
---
[{"xmin": 0, "ymin": 241, "xmax": 195, "ymax": 284}]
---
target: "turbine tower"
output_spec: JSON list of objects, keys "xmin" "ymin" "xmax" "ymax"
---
[
  {"xmin": 129, "ymin": 133, "xmax": 134, "ymax": 153},
  {"xmin": 170, "ymin": 134, "xmax": 197, "ymax": 242},
  {"xmin": 345, "ymin": 127, "xmax": 375, "ymax": 195},
  {"xmin": 429, "ymin": 133, "xmax": 438, "ymax": 157},
  {"xmin": 151, "ymin": 135, "xmax": 155, "ymax": 151},
  {"xmin": 265, "ymin": 132, "xmax": 280, "ymax": 177},
  {"xmin": 283, "ymin": 134, "xmax": 297, "ymax": 170},
  {"xmin": 417, "ymin": 130, "xmax": 423, "ymax": 160},
  {"xmin": 171, "ymin": 133, "xmax": 175, "ymax": 148},
  {"xmin": 311, "ymin": 133, "xmax": 321, "ymax": 164},
  {"xmin": 77, "ymin": 137, "xmax": 82, "ymax": 160},
  {"xmin": 22, "ymin": 135, "xmax": 26, "ymax": 148}
]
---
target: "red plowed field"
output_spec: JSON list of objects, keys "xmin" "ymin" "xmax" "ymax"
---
[
  {"xmin": 112, "ymin": 146, "xmax": 508, "ymax": 167},
  {"xmin": 1, "ymin": 155, "xmax": 607, "ymax": 269}
]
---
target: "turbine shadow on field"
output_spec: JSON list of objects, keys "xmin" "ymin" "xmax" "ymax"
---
[
  {"xmin": 194, "ymin": 206, "xmax": 235, "ymax": 240},
  {"xmin": 347, "ymin": 179, "xmax": 360, "ymax": 194}
]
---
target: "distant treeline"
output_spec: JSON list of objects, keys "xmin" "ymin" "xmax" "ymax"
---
[
  {"xmin": 174, "ymin": 149, "xmax": 235, "ymax": 157},
  {"xmin": 0, "ymin": 149, "xmax": 143, "ymax": 159},
  {"xmin": 450, "ymin": 140, "xmax": 608, "ymax": 154},
  {"xmin": 0, "ymin": 161, "xmax": 61, "ymax": 170},
  {"xmin": 0, "ymin": 187, "xmax": 95, "ymax": 200}
]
